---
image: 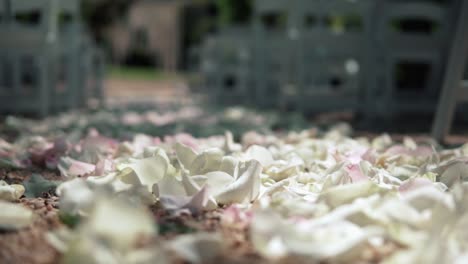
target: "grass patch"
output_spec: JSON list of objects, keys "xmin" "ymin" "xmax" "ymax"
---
[{"xmin": 108, "ymin": 65, "xmax": 179, "ymax": 81}]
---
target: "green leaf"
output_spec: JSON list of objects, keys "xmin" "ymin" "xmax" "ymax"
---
[
  {"xmin": 23, "ymin": 174, "xmax": 60, "ymax": 198},
  {"xmin": 58, "ymin": 212, "xmax": 81, "ymax": 229},
  {"xmin": 158, "ymin": 221, "xmax": 196, "ymax": 236},
  {"xmin": 0, "ymin": 158, "xmax": 22, "ymax": 169}
]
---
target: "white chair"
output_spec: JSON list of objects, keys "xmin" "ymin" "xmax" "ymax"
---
[
  {"xmin": 217, "ymin": 29, "xmax": 252, "ymax": 106},
  {"xmin": 295, "ymin": 0, "xmax": 375, "ymax": 113},
  {"xmin": 51, "ymin": 0, "xmax": 81, "ymax": 111},
  {"xmin": 78, "ymin": 34, "xmax": 105, "ymax": 108},
  {"xmin": 0, "ymin": 0, "xmax": 96, "ymax": 116},
  {"xmin": 373, "ymin": 1, "xmax": 450, "ymax": 116},
  {"xmin": 252, "ymin": 0, "xmax": 300, "ymax": 108},
  {"xmin": 0, "ymin": 0, "xmax": 58, "ymax": 117}
]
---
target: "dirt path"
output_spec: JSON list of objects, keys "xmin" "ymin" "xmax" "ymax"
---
[{"xmin": 104, "ymin": 78, "xmax": 193, "ymax": 106}]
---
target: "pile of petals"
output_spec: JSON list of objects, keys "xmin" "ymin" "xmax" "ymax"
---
[
  {"xmin": 2, "ymin": 124, "xmax": 468, "ymax": 263},
  {"xmin": 2, "ymin": 105, "xmax": 296, "ymax": 140}
]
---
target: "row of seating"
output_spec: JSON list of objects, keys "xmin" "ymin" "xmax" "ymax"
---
[
  {"xmin": 199, "ymin": 0, "xmax": 461, "ymax": 117},
  {"xmin": 0, "ymin": 0, "xmax": 104, "ymax": 117}
]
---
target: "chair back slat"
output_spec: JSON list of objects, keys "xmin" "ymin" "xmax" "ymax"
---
[
  {"xmin": 377, "ymin": 2, "xmax": 448, "ymax": 44},
  {"xmin": 59, "ymin": 0, "xmax": 79, "ymax": 15},
  {"xmin": 0, "ymin": 0, "xmax": 88, "ymax": 116},
  {"xmin": 254, "ymin": 0, "xmax": 291, "ymax": 14},
  {"xmin": 10, "ymin": 0, "xmax": 51, "ymax": 13},
  {"xmin": 200, "ymin": 28, "xmax": 253, "ymax": 105},
  {"xmin": 293, "ymin": 0, "xmax": 375, "ymax": 111}
]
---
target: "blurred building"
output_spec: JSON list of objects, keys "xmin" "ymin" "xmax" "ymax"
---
[{"xmin": 104, "ymin": 0, "xmax": 187, "ymax": 72}]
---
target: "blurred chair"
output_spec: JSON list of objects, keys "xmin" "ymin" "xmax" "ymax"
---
[
  {"xmin": 252, "ymin": 0, "xmax": 300, "ymax": 108},
  {"xmin": 0, "ymin": 0, "xmax": 58, "ymax": 117},
  {"xmin": 0, "ymin": 0, "xmax": 104, "ymax": 117},
  {"xmin": 52, "ymin": 0, "xmax": 82, "ymax": 111},
  {"xmin": 0, "ymin": 0, "xmax": 7, "ymax": 23},
  {"xmin": 373, "ymin": 1, "xmax": 450, "ymax": 117},
  {"xmin": 78, "ymin": 34, "xmax": 106, "ymax": 108},
  {"xmin": 76, "ymin": 30, "xmax": 105, "ymax": 107},
  {"xmin": 200, "ymin": 28, "xmax": 252, "ymax": 106},
  {"xmin": 432, "ymin": 0, "xmax": 468, "ymax": 142},
  {"xmin": 295, "ymin": 0, "xmax": 375, "ymax": 113},
  {"xmin": 199, "ymin": 36, "xmax": 218, "ymax": 97}
]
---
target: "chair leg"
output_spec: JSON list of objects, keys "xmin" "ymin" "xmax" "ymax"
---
[
  {"xmin": 38, "ymin": 57, "xmax": 50, "ymax": 118},
  {"xmin": 95, "ymin": 49, "xmax": 106, "ymax": 108},
  {"xmin": 432, "ymin": 1, "xmax": 468, "ymax": 142},
  {"xmin": 68, "ymin": 52, "xmax": 80, "ymax": 110}
]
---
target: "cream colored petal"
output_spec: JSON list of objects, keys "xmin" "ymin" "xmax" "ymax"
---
[
  {"xmin": 85, "ymin": 198, "xmax": 157, "ymax": 251},
  {"xmin": 319, "ymin": 180, "xmax": 382, "ymax": 208},
  {"xmin": 204, "ymin": 171, "xmax": 235, "ymax": 190},
  {"xmin": 153, "ymin": 174, "xmax": 186, "ymax": 197},
  {"xmin": 189, "ymin": 148, "xmax": 223, "ymax": 175},
  {"xmin": 402, "ymin": 185, "xmax": 453, "ymax": 212},
  {"xmin": 219, "ymin": 156, "xmax": 239, "ymax": 176},
  {"xmin": 282, "ymin": 222, "xmax": 367, "ymax": 260},
  {"xmin": 122, "ymin": 156, "xmax": 168, "ymax": 191},
  {"xmin": 57, "ymin": 178, "xmax": 95, "ymax": 215},
  {"xmin": 440, "ymin": 162, "xmax": 468, "ymax": 188},
  {"xmin": 214, "ymin": 160, "xmax": 262, "ymax": 204},
  {"xmin": 245, "ymin": 145, "xmax": 274, "ymax": 167},
  {"xmin": 0, "ymin": 201, "xmax": 35, "ymax": 230},
  {"xmin": 250, "ymin": 210, "xmax": 287, "ymax": 259},
  {"xmin": 0, "ymin": 181, "xmax": 25, "ymax": 201},
  {"xmin": 167, "ymin": 233, "xmax": 222, "ymax": 264},
  {"xmin": 175, "ymin": 142, "xmax": 198, "ymax": 169}
]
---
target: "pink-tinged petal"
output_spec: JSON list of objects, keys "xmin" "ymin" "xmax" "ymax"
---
[
  {"xmin": 20, "ymin": 158, "xmax": 32, "ymax": 168},
  {"xmin": 242, "ymin": 131, "xmax": 266, "ymax": 147},
  {"xmin": 384, "ymin": 145, "xmax": 433, "ymax": 158},
  {"xmin": 221, "ymin": 205, "xmax": 253, "ymax": 227},
  {"xmin": 153, "ymin": 137, "xmax": 162, "ymax": 145},
  {"xmin": 332, "ymin": 151, "xmax": 343, "ymax": 163},
  {"xmin": 87, "ymin": 128, "xmax": 100, "ymax": 137},
  {"xmin": 45, "ymin": 153, "xmax": 60, "ymax": 169},
  {"xmin": 77, "ymin": 134, "xmax": 119, "ymax": 160},
  {"xmin": 398, "ymin": 178, "xmax": 433, "ymax": 194},
  {"xmin": 121, "ymin": 112, "xmax": 143, "ymax": 125},
  {"xmin": 0, "ymin": 139, "xmax": 15, "ymax": 158},
  {"xmin": 94, "ymin": 159, "xmax": 114, "ymax": 176},
  {"xmin": 132, "ymin": 134, "xmax": 155, "ymax": 154},
  {"xmin": 345, "ymin": 164, "xmax": 368, "ymax": 183},
  {"xmin": 384, "ymin": 145, "xmax": 409, "ymax": 156},
  {"xmin": 411, "ymin": 146, "xmax": 433, "ymax": 157},
  {"xmin": 59, "ymin": 157, "xmax": 96, "ymax": 177},
  {"xmin": 361, "ymin": 149, "xmax": 376, "ymax": 164},
  {"xmin": 345, "ymin": 148, "xmax": 369, "ymax": 164},
  {"xmin": 82, "ymin": 135, "xmax": 118, "ymax": 151},
  {"xmin": 68, "ymin": 160, "xmax": 96, "ymax": 177},
  {"xmin": 0, "ymin": 150, "xmax": 12, "ymax": 158},
  {"xmin": 289, "ymin": 216, "xmax": 308, "ymax": 224},
  {"xmin": 159, "ymin": 186, "xmax": 213, "ymax": 214},
  {"xmin": 164, "ymin": 133, "xmax": 199, "ymax": 150},
  {"xmin": 29, "ymin": 138, "xmax": 69, "ymax": 168},
  {"xmin": 43, "ymin": 138, "xmax": 69, "ymax": 169}
]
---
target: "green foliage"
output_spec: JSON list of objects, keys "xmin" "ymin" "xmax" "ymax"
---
[
  {"xmin": 158, "ymin": 221, "xmax": 196, "ymax": 236},
  {"xmin": 0, "ymin": 159, "xmax": 21, "ymax": 169},
  {"xmin": 59, "ymin": 213, "xmax": 82, "ymax": 229},
  {"xmin": 108, "ymin": 66, "xmax": 177, "ymax": 81},
  {"xmin": 23, "ymin": 174, "xmax": 60, "ymax": 198},
  {"xmin": 216, "ymin": 0, "xmax": 252, "ymax": 26},
  {"xmin": 216, "ymin": 0, "xmax": 233, "ymax": 26}
]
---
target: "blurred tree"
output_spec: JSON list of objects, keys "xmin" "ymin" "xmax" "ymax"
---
[
  {"xmin": 81, "ymin": 0, "xmax": 132, "ymax": 42},
  {"xmin": 216, "ymin": 0, "xmax": 252, "ymax": 26}
]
